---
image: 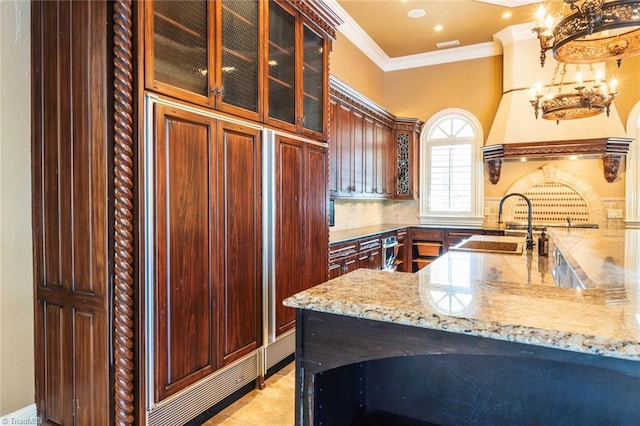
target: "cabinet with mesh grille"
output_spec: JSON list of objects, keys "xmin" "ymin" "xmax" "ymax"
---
[
  {"xmin": 145, "ymin": 0, "xmax": 337, "ymax": 137},
  {"xmin": 144, "ymin": 0, "xmax": 263, "ymax": 121}
]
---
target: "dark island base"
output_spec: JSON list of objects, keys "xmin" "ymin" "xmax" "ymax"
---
[
  {"xmin": 295, "ymin": 310, "xmax": 640, "ymax": 426},
  {"xmin": 352, "ymin": 409, "xmax": 439, "ymax": 425}
]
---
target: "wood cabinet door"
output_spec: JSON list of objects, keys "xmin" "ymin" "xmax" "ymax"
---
[
  {"xmin": 214, "ymin": 0, "xmax": 264, "ymax": 121},
  {"xmin": 153, "ymin": 105, "xmax": 219, "ymax": 401},
  {"xmin": 275, "ymin": 136, "xmax": 305, "ymax": 335},
  {"xmin": 218, "ymin": 120, "xmax": 263, "ymax": 365},
  {"xmin": 275, "ymin": 137, "xmax": 328, "ymax": 336},
  {"xmin": 144, "ymin": 0, "xmax": 214, "ymax": 107},
  {"xmin": 363, "ymin": 116, "xmax": 376, "ymax": 196},
  {"xmin": 300, "ymin": 20, "xmax": 329, "ymax": 139},
  {"xmin": 304, "ymin": 144, "xmax": 329, "ymax": 288},
  {"xmin": 32, "ymin": 1, "xmax": 110, "ymax": 422},
  {"xmin": 337, "ymin": 102, "xmax": 355, "ymax": 196}
]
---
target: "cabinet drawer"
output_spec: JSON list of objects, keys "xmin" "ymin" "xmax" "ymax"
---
[
  {"xmin": 329, "ymin": 242, "xmax": 358, "ymax": 261},
  {"xmin": 411, "ymin": 228, "xmax": 443, "ymax": 241}
]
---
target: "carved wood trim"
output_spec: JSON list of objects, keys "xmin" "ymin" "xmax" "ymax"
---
[
  {"xmin": 482, "ymin": 138, "xmax": 633, "ymax": 183},
  {"xmin": 329, "ymin": 75, "xmax": 396, "ymax": 128},
  {"xmin": 113, "ymin": 1, "xmax": 135, "ymax": 425},
  {"xmin": 289, "ymin": 0, "xmax": 342, "ymax": 39},
  {"xmin": 394, "ymin": 117, "xmax": 424, "ymax": 133}
]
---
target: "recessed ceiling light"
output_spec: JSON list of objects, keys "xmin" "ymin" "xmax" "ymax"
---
[
  {"xmin": 434, "ymin": 24, "xmax": 443, "ymax": 32},
  {"xmin": 502, "ymin": 11, "xmax": 512, "ymax": 19},
  {"xmin": 436, "ymin": 40, "xmax": 460, "ymax": 48},
  {"xmin": 407, "ymin": 8, "xmax": 426, "ymax": 18}
]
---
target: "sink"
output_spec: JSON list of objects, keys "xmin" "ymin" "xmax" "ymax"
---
[{"xmin": 450, "ymin": 235, "xmax": 524, "ymax": 255}]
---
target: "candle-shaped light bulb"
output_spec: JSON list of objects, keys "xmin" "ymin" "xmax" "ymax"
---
[
  {"xmin": 544, "ymin": 15, "xmax": 554, "ymax": 30},
  {"xmin": 576, "ymin": 71, "xmax": 583, "ymax": 86},
  {"xmin": 536, "ymin": 5, "xmax": 547, "ymax": 27},
  {"xmin": 610, "ymin": 78, "xmax": 618, "ymax": 94},
  {"xmin": 595, "ymin": 69, "xmax": 603, "ymax": 85}
]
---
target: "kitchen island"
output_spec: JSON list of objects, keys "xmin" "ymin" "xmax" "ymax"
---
[{"xmin": 284, "ymin": 228, "xmax": 640, "ymax": 425}]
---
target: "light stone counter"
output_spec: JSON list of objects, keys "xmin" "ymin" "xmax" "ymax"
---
[{"xmin": 285, "ymin": 228, "xmax": 640, "ymax": 361}]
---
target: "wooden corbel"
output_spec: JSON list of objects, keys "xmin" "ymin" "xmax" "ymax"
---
[
  {"xmin": 602, "ymin": 154, "xmax": 621, "ymax": 183},
  {"xmin": 488, "ymin": 159, "xmax": 502, "ymax": 184}
]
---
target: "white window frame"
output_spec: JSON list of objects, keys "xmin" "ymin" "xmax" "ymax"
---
[{"xmin": 419, "ymin": 109, "xmax": 484, "ymax": 226}]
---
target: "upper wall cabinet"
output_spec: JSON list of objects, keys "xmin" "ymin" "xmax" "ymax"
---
[
  {"xmin": 329, "ymin": 76, "xmax": 395, "ymax": 199},
  {"xmin": 145, "ymin": 1, "xmax": 263, "ymax": 121},
  {"xmin": 329, "ymin": 76, "xmax": 423, "ymax": 200},
  {"xmin": 145, "ymin": 0, "xmax": 339, "ymax": 136},
  {"xmin": 266, "ymin": 0, "xmax": 331, "ymax": 139},
  {"xmin": 393, "ymin": 117, "xmax": 423, "ymax": 200}
]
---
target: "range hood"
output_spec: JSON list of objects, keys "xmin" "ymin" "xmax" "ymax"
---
[{"xmin": 484, "ymin": 24, "xmax": 633, "ymax": 183}]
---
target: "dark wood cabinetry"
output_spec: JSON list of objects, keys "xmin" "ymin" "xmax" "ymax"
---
[
  {"xmin": 31, "ymin": 0, "xmax": 339, "ymax": 424},
  {"xmin": 329, "ymin": 241, "xmax": 359, "ymax": 279},
  {"xmin": 31, "ymin": 2, "xmax": 111, "ymax": 423},
  {"xmin": 329, "ymin": 77, "xmax": 395, "ymax": 198},
  {"xmin": 357, "ymin": 237, "xmax": 382, "ymax": 270},
  {"xmin": 275, "ymin": 135, "xmax": 328, "ymax": 337},
  {"xmin": 328, "ymin": 76, "xmax": 420, "ymax": 200},
  {"xmin": 144, "ymin": 0, "xmax": 265, "ymax": 121},
  {"xmin": 146, "ymin": 0, "xmax": 334, "ymax": 137},
  {"xmin": 393, "ymin": 117, "xmax": 423, "ymax": 199}
]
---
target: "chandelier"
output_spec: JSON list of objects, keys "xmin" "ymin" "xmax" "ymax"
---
[
  {"xmin": 533, "ymin": 0, "xmax": 640, "ymax": 67},
  {"xmin": 529, "ymin": 64, "xmax": 618, "ymax": 122}
]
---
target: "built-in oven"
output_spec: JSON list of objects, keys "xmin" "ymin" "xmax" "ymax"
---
[{"xmin": 382, "ymin": 236, "xmax": 398, "ymax": 271}]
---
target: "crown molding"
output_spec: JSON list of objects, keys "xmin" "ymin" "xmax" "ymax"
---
[
  {"xmin": 383, "ymin": 42, "xmax": 503, "ymax": 72},
  {"xmin": 324, "ymin": 0, "xmax": 521, "ymax": 71}
]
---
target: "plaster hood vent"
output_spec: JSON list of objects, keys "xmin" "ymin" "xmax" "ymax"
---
[{"xmin": 484, "ymin": 24, "xmax": 632, "ymax": 178}]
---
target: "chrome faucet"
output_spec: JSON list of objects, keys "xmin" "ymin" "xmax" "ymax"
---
[{"xmin": 498, "ymin": 192, "xmax": 535, "ymax": 250}]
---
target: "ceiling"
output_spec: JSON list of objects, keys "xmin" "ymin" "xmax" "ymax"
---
[{"xmin": 330, "ymin": 0, "xmax": 552, "ymax": 67}]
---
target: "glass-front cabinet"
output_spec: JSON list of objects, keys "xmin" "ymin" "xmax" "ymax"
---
[
  {"xmin": 267, "ymin": 0, "xmax": 330, "ymax": 139},
  {"xmin": 145, "ymin": 0, "xmax": 263, "ymax": 121},
  {"xmin": 145, "ymin": 0, "xmax": 334, "ymax": 138}
]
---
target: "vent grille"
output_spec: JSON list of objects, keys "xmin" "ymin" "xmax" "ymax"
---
[
  {"xmin": 147, "ymin": 352, "xmax": 259, "ymax": 426},
  {"xmin": 511, "ymin": 183, "xmax": 590, "ymax": 224},
  {"xmin": 266, "ymin": 331, "xmax": 295, "ymax": 370}
]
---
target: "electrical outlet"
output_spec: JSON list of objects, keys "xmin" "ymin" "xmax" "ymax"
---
[
  {"xmin": 607, "ymin": 209, "xmax": 623, "ymax": 219},
  {"xmin": 484, "ymin": 207, "xmax": 491, "ymax": 216}
]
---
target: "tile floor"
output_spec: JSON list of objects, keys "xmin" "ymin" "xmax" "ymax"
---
[{"xmin": 201, "ymin": 363, "xmax": 295, "ymax": 425}]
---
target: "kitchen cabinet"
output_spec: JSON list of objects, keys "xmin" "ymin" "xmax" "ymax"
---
[
  {"xmin": 151, "ymin": 104, "xmax": 262, "ymax": 400},
  {"xmin": 410, "ymin": 228, "xmax": 445, "ymax": 272},
  {"xmin": 31, "ymin": 0, "xmax": 339, "ymax": 424},
  {"xmin": 275, "ymin": 135, "xmax": 329, "ymax": 337},
  {"xmin": 357, "ymin": 236, "xmax": 382, "ymax": 270},
  {"xmin": 144, "ymin": 0, "xmax": 265, "ymax": 121},
  {"xmin": 145, "ymin": 0, "xmax": 333, "ymax": 137},
  {"xmin": 329, "ymin": 76, "xmax": 417, "ymax": 199},
  {"xmin": 393, "ymin": 117, "xmax": 423, "ymax": 199},
  {"xmin": 395, "ymin": 228, "xmax": 408, "ymax": 272},
  {"xmin": 329, "ymin": 241, "xmax": 358, "ymax": 279},
  {"xmin": 267, "ymin": 0, "xmax": 330, "ymax": 139}
]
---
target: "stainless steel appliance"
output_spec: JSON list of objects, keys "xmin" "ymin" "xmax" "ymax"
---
[{"xmin": 382, "ymin": 236, "xmax": 398, "ymax": 271}]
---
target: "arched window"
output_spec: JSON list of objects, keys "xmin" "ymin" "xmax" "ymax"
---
[{"xmin": 419, "ymin": 109, "xmax": 484, "ymax": 226}]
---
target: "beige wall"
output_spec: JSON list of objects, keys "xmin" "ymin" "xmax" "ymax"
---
[
  {"xmin": 330, "ymin": 34, "xmax": 385, "ymax": 106},
  {"xmin": 0, "ymin": 0, "xmax": 34, "ymax": 416},
  {"xmin": 609, "ymin": 54, "xmax": 640, "ymax": 127},
  {"xmin": 382, "ymin": 56, "xmax": 503, "ymax": 137}
]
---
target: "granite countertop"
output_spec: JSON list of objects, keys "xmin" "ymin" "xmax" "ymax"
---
[
  {"xmin": 285, "ymin": 228, "xmax": 640, "ymax": 361},
  {"xmin": 329, "ymin": 224, "xmax": 409, "ymax": 244},
  {"xmin": 329, "ymin": 223, "xmax": 506, "ymax": 244}
]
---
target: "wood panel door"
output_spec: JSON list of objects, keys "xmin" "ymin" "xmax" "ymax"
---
[
  {"xmin": 275, "ymin": 136, "xmax": 305, "ymax": 335},
  {"xmin": 32, "ymin": 1, "xmax": 111, "ymax": 423},
  {"xmin": 275, "ymin": 136, "xmax": 328, "ymax": 336},
  {"xmin": 153, "ymin": 105, "xmax": 219, "ymax": 402},
  {"xmin": 218, "ymin": 120, "xmax": 262, "ymax": 365}
]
